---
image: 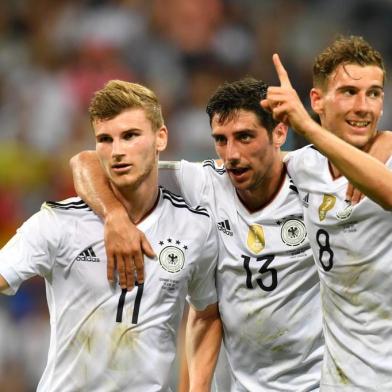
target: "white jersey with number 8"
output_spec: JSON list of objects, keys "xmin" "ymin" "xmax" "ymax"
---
[{"xmin": 285, "ymin": 146, "xmax": 392, "ymax": 391}]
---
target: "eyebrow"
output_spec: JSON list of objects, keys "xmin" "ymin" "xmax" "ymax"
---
[{"xmin": 337, "ymin": 84, "xmax": 384, "ymax": 91}]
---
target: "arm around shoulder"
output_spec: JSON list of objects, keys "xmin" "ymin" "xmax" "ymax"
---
[
  {"xmin": 70, "ymin": 150, "xmax": 124, "ymax": 218},
  {"xmin": 70, "ymin": 150, "xmax": 155, "ymax": 289},
  {"xmin": 302, "ymin": 123, "xmax": 392, "ymax": 210}
]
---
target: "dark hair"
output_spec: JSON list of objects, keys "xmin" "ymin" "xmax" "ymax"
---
[
  {"xmin": 206, "ymin": 78, "xmax": 278, "ymax": 133},
  {"xmin": 313, "ymin": 35, "xmax": 386, "ymax": 89}
]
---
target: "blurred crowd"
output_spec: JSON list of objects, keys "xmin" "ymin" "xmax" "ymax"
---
[{"xmin": 0, "ymin": 0, "xmax": 391, "ymax": 390}]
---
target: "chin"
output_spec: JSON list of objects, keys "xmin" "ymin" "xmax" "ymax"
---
[
  {"xmin": 111, "ymin": 176, "xmax": 136, "ymax": 189},
  {"xmin": 346, "ymin": 135, "xmax": 374, "ymax": 150}
]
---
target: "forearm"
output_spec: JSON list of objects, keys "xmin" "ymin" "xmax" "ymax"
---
[
  {"xmin": 186, "ymin": 303, "xmax": 222, "ymax": 392},
  {"xmin": 70, "ymin": 150, "xmax": 126, "ymax": 219},
  {"xmin": 299, "ymin": 120, "xmax": 392, "ymax": 209}
]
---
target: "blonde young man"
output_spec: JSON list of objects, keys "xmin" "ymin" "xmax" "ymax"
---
[
  {"xmin": 0, "ymin": 81, "xmax": 221, "ymax": 391},
  {"xmin": 263, "ymin": 36, "xmax": 392, "ymax": 391},
  {"xmin": 71, "ymin": 79, "xmax": 324, "ymax": 391}
]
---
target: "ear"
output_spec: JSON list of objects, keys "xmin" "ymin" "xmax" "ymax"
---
[
  {"xmin": 272, "ymin": 122, "xmax": 288, "ymax": 148},
  {"xmin": 156, "ymin": 125, "xmax": 168, "ymax": 152},
  {"xmin": 310, "ymin": 87, "xmax": 324, "ymax": 115}
]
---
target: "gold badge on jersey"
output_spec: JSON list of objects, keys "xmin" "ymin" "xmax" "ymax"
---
[
  {"xmin": 247, "ymin": 224, "xmax": 265, "ymax": 254},
  {"xmin": 318, "ymin": 194, "xmax": 336, "ymax": 221}
]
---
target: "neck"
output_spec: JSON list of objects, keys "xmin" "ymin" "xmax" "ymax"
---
[
  {"xmin": 329, "ymin": 132, "xmax": 377, "ymax": 179},
  {"xmin": 237, "ymin": 160, "xmax": 286, "ymax": 213},
  {"xmin": 111, "ymin": 175, "xmax": 160, "ymax": 225}
]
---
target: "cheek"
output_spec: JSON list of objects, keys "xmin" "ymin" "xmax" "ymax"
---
[
  {"xmin": 96, "ymin": 147, "xmax": 113, "ymax": 168},
  {"xmin": 373, "ymin": 102, "xmax": 384, "ymax": 117},
  {"xmin": 214, "ymin": 145, "xmax": 225, "ymax": 159}
]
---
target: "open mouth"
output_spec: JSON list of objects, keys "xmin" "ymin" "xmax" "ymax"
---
[
  {"xmin": 346, "ymin": 120, "xmax": 370, "ymax": 128},
  {"xmin": 227, "ymin": 167, "xmax": 249, "ymax": 179}
]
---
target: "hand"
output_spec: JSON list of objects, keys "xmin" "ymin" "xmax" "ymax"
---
[
  {"xmin": 104, "ymin": 208, "xmax": 156, "ymax": 290},
  {"xmin": 261, "ymin": 54, "xmax": 313, "ymax": 133},
  {"xmin": 345, "ymin": 182, "xmax": 363, "ymax": 205},
  {"xmin": 346, "ymin": 131, "xmax": 392, "ymax": 204}
]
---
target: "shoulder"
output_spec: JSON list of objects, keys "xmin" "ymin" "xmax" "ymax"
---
[
  {"xmin": 180, "ymin": 159, "xmax": 227, "ymax": 177},
  {"xmin": 285, "ymin": 144, "xmax": 326, "ymax": 176},
  {"xmin": 41, "ymin": 197, "xmax": 97, "ymax": 226},
  {"xmin": 160, "ymin": 187, "xmax": 210, "ymax": 218},
  {"xmin": 285, "ymin": 144, "xmax": 319, "ymax": 161},
  {"xmin": 201, "ymin": 159, "xmax": 226, "ymax": 175},
  {"xmin": 43, "ymin": 197, "xmax": 91, "ymax": 212}
]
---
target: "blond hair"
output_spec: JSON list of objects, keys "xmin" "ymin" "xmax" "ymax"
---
[{"xmin": 89, "ymin": 80, "xmax": 164, "ymax": 130}]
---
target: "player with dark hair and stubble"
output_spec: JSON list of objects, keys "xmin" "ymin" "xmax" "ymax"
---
[
  {"xmin": 0, "ymin": 80, "xmax": 221, "ymax": 391},
  {"xmin": 263, "ymin": 35, "xmax": 392, "ymax": 391},
  {"xmin": 70, "ymin": 77, "xmax": 324, "ymax": 391}
]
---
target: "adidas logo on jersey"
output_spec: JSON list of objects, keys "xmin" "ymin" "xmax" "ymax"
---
[
  {"xmin": 217, "ymin": 220, "xmax": 233, "ymax": 236},
  {"xmin": 76, "ymin": 247, "xmax": 100, "ymax": 262},
  {"xmin": 302, "ymin": 193, "xmax": 310, "ymax": 208}
]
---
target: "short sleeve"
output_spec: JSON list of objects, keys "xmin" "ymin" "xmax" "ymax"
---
[
  {"xmin": 283, "ymin": 146, "xmax": 311, "ymax": 187},
  {"xmin": 187, "ymin": 217, "xmax": 218, "ymax": 310},
  {"xmin": 283, "ymin": 149, "xmax": 299, "ymax": 183},
  {"xmin": 0, "ymin": 208, "xmax": 61, "ymax": 295},
  {"xmin": 159, "ymin": 160, "xmax": 208, "ymax": 207}
]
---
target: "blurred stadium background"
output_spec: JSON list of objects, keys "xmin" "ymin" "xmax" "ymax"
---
[{"xmin": 0, "ymin": 0, "xmax": 391, "ymax": 390}]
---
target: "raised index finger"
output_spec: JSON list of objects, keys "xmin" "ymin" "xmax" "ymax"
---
[{"xmin": 272, "ymin": 53, "xmax": 292, "ymax": 88}]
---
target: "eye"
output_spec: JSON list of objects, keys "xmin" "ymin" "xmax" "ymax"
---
[
  {"xmin": 212, "ymin": 135, "xmax": 226, "ymax": 145},
  {"xmin": 368, "ymin": 89, "xmax": 383, "ymax": 99},
  {"xmin": 123, "ymin": 131, "xmax": 138, "ymax": 140},
  {"xmin": 342, "ymin": 87, "xmax": 356, "ymax": 96},
  {"xmin": 237, "ymin": 133, "xmax": 252, "ymax": 143},
  {"xmin": 96, "ymin": 135, "xmax": 112, "ymax": 143}
]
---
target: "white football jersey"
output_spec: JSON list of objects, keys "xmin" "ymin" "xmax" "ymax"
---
[
  {"xmin": 160, "ymin": 160, "xmax": 323, "ymax": 392},
  {"xmin": 0, "ymin": 188, "xmax": 218, "ymax": 392},
  {"xmin": 285, "ymin": 146, "xmax": 392, "ymax": 391}
]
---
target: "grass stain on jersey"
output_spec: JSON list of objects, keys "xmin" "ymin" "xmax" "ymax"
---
[
  {"xmin": 108, "ymin": 324, "xmax": 139, "ymax": 370},
  {"xmin": 271, "ymin": 344, "xmax": 287, "ymax": 353},
  {"xmin": 336, "ymin": 365, "xmax": 349, "ymax": 384}
]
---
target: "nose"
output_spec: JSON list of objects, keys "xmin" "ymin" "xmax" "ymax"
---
[
  {"xmin": 353, "ymin": 92, "xmax": 369, "ymax": 114},
  {"xmin": 111, "ymin": 139, "xmax": 125, "ymax": 159},
  {"xmin": 226, "ymin": 139, "xmax": 240, "ymax": 163}
]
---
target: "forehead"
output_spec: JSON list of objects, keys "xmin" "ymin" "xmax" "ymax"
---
[
  {"xmin": 93, "ymin": 108, "xmax": 152, "ymax": 134},
  {"xmin": 211, "ymin": 109, "xmax": 265, "ymax": 134},
  {"xmin": 327, "ymin": 64, "xmax": 384, "ymax": 90}
]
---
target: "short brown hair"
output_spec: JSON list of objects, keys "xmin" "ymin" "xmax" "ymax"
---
[
  {"xmin": 89, "ymin": 80, "xmax": 164, "ymax": 130},
  {"xmin": 313, "ymin": 35, "xmax": 386, "ymax": 89}
]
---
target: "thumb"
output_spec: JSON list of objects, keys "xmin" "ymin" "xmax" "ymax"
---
[{"xmin": 260, "ymin": 98, "xmax": 272, "ymax": 112}]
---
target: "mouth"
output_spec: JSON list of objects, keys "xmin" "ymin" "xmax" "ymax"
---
[
  {"xmin": 111, "ymin": 163, "xmax": 132, "ymax": 173},
  {"xmin": 227, "ymin": 167, "xmax": 250, "ymax": 180},
  {"xmin": 346, "ymin": 120, "xmax": 371, "ymax": 129}
]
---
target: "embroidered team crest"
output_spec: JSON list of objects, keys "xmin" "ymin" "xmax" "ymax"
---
[
  {"xmin": 280, "ymin": 219, "xmax": 307, "ymax": 246},
  {"xmin": 247, "ymin": 224, "xmax": 265, "ymax": 254},
  {"xmin": 159, "ymin": 246, "xmax": 185, "ymax": 273},
  {"xmin": 336, "ymin": 201, "xmax": 353, "ymax": 221},
  {"xmin": 158, "ymin": 238, "xmax": 187, "ymax": 273},
  {"xmin": 318, "ymin": 194, "xmax": 336, "ymax": 221}
]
